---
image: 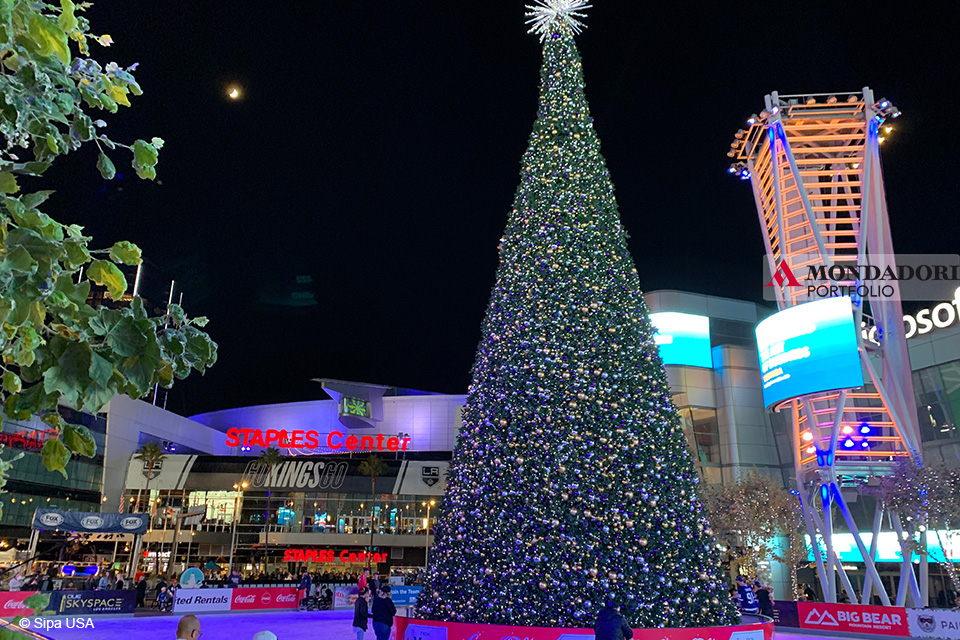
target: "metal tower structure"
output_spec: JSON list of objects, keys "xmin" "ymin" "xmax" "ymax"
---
[{"xmin": 728, "ymin": 88, "xmax": 926, "ymax": 606}]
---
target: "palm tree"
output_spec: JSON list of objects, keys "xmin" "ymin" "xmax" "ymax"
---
[
  {"xmin": 358, "ymin": 454, "xmax": 386, "ymax": 569},
  {"xmin": 134, "ymin": 443, "xmax": 166, "ymax": 515},
  {"xmin": 258, "ymin": 447, "xmax": 284, "ymax": 534}
]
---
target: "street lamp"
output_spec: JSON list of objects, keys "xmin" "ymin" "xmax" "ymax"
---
[
  {"xmin": 228, "ymin": 481, "xmax": 248, "ymax": 575},
  {"xmin": 422, "ymin": 499, "xmax": 435, "ymax": 568}
]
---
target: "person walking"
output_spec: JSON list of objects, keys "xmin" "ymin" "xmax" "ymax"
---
[
  {"xmin": 371, "ymin": 586, "xmax": 397, "ymax": 640},
  {"xmin": 735, "ymin": 576, "xmax": 759, "ymax": 615},
  {"xmin": 753, "ymin": 581, "xmax": 774, "ymax": 618},
  {"xmin": 136, "ymin": 576, "xmax": 148, "ymax": 608},
  {"xmin": 353, "ymin": 586, "xmax": 371, "ymax": 640},
  {"xmin": 594, "ymin": 599, "xmax": 634, "ymax": 640}
]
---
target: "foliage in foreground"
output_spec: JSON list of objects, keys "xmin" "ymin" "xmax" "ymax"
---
[{"xmin": 0, "ymin": 0, "xmax": 216, "ymax": 492}]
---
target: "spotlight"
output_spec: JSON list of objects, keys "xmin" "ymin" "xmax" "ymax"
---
[
  {"xmin": 826, "ymin": 95, "xmax": 837, "ymax": 104},
  {"xmin": 843, "ymin": 438, "xmax": 855, "ymax": 448},
  {"xmin": 747, "ymin": 114, "xmax": 758, "ymax": 125},
  {"xmin": 847, "ymin": 95, "xmax": 858, "ymax": 103},
  {"xmin": 806, "ymin": 97, "xmax": 816, "ymax": 105},
  {"xmin": 859, "ymin": 424, "xmax": 871, "ymax": 435},
  {"xmin": 841, "ymin": 425, "xmax": 854, "ymax": 435},
  {"xmin": 802, "ymin": 432, "xmax": 814, "ymax": 442},
  {"xmin": 879, "ymin": 99, "xmax": 890, "ymax": 109},
  {"xmin": 770, "ymin": 106, "xmax": 780, "ymax": 115},
  {"xmin": 861, "ymin": 441, "xmax": 870, "ymax": 448},
  {"xmin": 806, "ymin": 446, "xmax": 816, "ymax": 454}
]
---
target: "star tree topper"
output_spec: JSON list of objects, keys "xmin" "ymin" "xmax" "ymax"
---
[{"xmin": 525, "ymin": 0, "xmax": 592, "ymax": 41}]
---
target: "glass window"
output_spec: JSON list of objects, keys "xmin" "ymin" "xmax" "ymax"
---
[
  {"xmin": 914, "ymin": 367, "xmax": 958, "ymax": 442},
  {"xmin": 679, "ymin": 407, "xmax": 722, "ymax": 467}
]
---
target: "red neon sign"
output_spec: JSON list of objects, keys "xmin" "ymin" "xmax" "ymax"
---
[
  {"xmin": 282, "ymin": 549, "xmax": 387, "ymax": 563},
  {"xmin": 225, "ymin": 429, "xmax": 410, "ymax": 451}
]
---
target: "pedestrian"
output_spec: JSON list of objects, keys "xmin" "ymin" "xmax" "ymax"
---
[
  {"xmin": 371, "ymin": 572, "xmax": 381, "ymax": 594},
  {"xmin": 594, "ymin": 599, "xmax": 634, "ymax": 640},
  {"xmin": 98, "ymin": 570, "xmax": 111, "ymax": 591},
  {"xmin": 157, "ymin": 586, "xmax": 172, "ymax": 612},
  {"xmin": 358, "ymin": 567, "xmax": 370, "ymax": 590},
  {"xmin": 803, "ymin": 584, "xmax": 816, "ymax": 602},
  {"xmin": 735, "ymin": 576, "xmax": 759, "ymax": 615},
  {"xmin": 229, "ymin": 570, "xmax": 241, "ymax": 588},
  {"xmin": 136, "ymin": 576, "xmax": 148, "ymax": 608},
  {"xmin": 176, "ymin": 614, "xmax": 202, "ymax": 639},
  {"xmin": 371, "ymin": 586, "xmax": 397, "ymax": 640},
  {"xmin": 298, "ymin": 571, "xmax": 311, "ymax": 610},
  {"xmin": 353, "ymin": 586, "xmax": 371, "ymax": 640},
  {"xmin": 8, "ymin": 573, "xmax": 23, "ymax": 591},
  {"xmin": 753, "ymin": 581, "xmax": 774, "ymax": 618}
]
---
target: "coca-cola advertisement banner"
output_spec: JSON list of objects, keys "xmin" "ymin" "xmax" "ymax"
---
[
  {"xmin": 0, "ymin": 591, "xmax": 40, "ymax": 617},
  {"xmin": 230, "ymin": 587, "xmax": 299, "ymax": 611},
  {"xmin": 395, "ymin": 615, "xmax": 774, "ymax": 640},
  {"xmin": 173, "ymin": 588, "xmax": 233, "ymax": 613},
  {"xmin": 796, "ymin": 602, "xmax": 909, "ymax": 636}
]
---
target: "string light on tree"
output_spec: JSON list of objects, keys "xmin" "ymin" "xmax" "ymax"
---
[{"xmin": 415, "ymin": 7, "xmax": 735, "ymax": 631}]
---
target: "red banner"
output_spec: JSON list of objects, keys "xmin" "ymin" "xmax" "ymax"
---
[
  {"xmin": 395, "ymin": 615, "xmax": 773, "ymax": 640},
  {"xmin": 230, "ymin": 587, "xmax": 299, "ymax": 611},
  {"xmin": 0, "ymin": 591, "xmax": 40, "ymax": 617},
  {"xmin": 797, "ymin": 601, "xmax": 909, "ymax": 636}
]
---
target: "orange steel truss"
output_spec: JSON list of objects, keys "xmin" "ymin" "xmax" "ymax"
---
[{"xmin": 730, "ymin": 89, "xmax": 925, "ymax": 607}]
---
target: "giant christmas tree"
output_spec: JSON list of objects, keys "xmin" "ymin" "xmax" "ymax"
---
[{"xmin": 416, "ymin": 2, "xmax": 737, "ymax": 630}]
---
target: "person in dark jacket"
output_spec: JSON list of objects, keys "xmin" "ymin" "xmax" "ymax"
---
[
  {"xmin": 594, "ymin": 600, "xmax": 633, "ymax": 640},
  {"xmin": 371, "ymin": 586, "xmax": 397, "ymax": 640},
  {"xmin": 754, "ymin": 580, "xmax": 774, "ymax": 618},
  {"xmin": 353, "ymin": 586, "xmax": 370, "ymax": 640},
  {"xmin": 136, "ymin": 577, "xmax": 148, "ymax": 608}
]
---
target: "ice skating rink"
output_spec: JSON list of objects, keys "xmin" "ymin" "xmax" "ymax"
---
[{"xmin": 20, "ymin": 609, "xmax": 877, "ymax": 640}]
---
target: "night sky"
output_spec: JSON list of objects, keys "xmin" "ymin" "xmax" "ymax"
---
[{"xmin": 40, "ymin": 2, "xmax": 960, "ymax": 416}]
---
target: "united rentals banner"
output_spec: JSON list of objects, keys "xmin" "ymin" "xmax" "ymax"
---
[
  {"xmin": 32, "ymin": 509, "xmax": 149, "ymax": 535},
  {"xmin": 173, "ymin": 588, "xmax": 233, "ymax": 613}
]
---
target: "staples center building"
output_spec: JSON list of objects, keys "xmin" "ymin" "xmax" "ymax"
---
[{"xmin": 66, "ymin": 287, "xmax": 960, "ymax": 582}]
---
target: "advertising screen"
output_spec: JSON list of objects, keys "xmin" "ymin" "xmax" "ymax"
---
[
  {"xmin": 649, "ymin": 312, "xmax": 712, "ymax": 368},
  {"xmin": 755, "ymin": 296, "xmax": 863, "ymax": 407}
]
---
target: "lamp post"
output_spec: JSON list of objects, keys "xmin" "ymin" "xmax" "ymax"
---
[
  {"xmin": 228, "ymin": 481, "xmax": 248, "ymax": 576},
  {"xmin": 422, "ymin": 499, "xmax": 435, "ymax": 568}
]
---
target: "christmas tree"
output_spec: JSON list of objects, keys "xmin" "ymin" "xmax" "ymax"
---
[{"xmin": 415, "ymin": 2, "xmax": 738, "ymax": 630}]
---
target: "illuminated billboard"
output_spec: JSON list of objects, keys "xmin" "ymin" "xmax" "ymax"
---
[
  {"xmin": 649, "ymin": 312, "xmax": 712, "ymax": 368},
  {"xmin": 755, "ymin": 296, "xmax": 863, "ymax": 407}
]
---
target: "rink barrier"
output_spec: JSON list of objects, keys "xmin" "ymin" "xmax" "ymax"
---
[
  {"xmin": 771, "ymin": 600, "xmax": 960, "ymax": 638},
  {"xmin": 395, "ymin": 614, "xmax": 774, "ymax": 640}
]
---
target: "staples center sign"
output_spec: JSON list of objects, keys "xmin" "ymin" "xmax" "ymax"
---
[
  {"xmin": 797, "ymin": 602, "xmax": 909, "ymax": 636},
  {"xmin": 283, "ymin": 549, "xmax": 387, "ymax": 564}
]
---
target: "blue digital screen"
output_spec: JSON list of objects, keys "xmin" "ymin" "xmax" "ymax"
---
[
  {"xmin": 756, "ymin": 296, "xmax": 863, "ymax": 407},
  {"xmin": 649, "ymin": 312, "xmax": 712, "ymax": 368}
]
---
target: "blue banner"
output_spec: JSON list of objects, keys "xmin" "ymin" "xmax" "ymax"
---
[
  {"xmin": 50, "ymin": 590, "xmax": 137, "ymax": 615},
  {"xmin": 32, "ymin": 509, "xmax": 149, "ymax": 535},
  {"xmin": 390, "ymin": 586, "xmax": 423, "ymax": 607}
]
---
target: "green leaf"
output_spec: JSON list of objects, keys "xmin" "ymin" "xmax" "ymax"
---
[
  {"xmin": 2, "ymin": 371, "xmax": 21, "ymax": 393},
  {"xmin": 46, "ymin": 133, "xmax": 59, "ymax": 154},
  {"xmin": 42, "ymin": 341, "xmax": 92, "ymax": 406},
  {"xmin": 2, "ymin": 245, "xmax": 35, "ymax": 272},
  {"xmin": 58, "ymin": 0, "xmax": 78, "ymax": 32},
  {"xmin": 132, "ymin": 139, "xmax": 159, "ymax": 167},
  {"xmin": 0, "ymin": 172, "xmax": 18, "ymax": 194},
  {"xmin": 134, "ymin": 164, "xmax": 156, "ymax": 180},
  {"xmin": 157, "ymin": 361, "xmax": 174, "ymax": 388},
  {"xmin": 89, "ymin": 351, "xmax": 114, "ymax": 387},
  {"xmin": 107, "ymin": 316, "xmax": 147, "ymax": 357},
  {"xmin": 108, "ymin": 240, "xmax": 141, "ymax": 265},
  {"xmin": 64, "ymin": 239, "xmax": 91, "ymax": 267},
  {"xmin": 22, "ymin": 592, "xmax": 50, "ymax": 612},
  {"xmin": 20, "ymin": 190, "xmax": 54, "ymax": 209},
  {"xmin": 151, "ymin": 137, "xmax": 165, "ymax": 149},
  {"xmin": 87, "ymin": 259, "xmax": 127, "ymax": 299},
  {"xmin": 41, "ymin": 437, "xmax": 71, "ymax": 477},
  {"xmin": 62, "ymin": 423, "xmax": 96, "ymax": 458},
  {"xmin": 193, "ymin": 316, "xmax": 209, "ymax": 328},
  {"xmin": 97, "ymin": 151, "xmax": 116, "ymax": 179}
]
